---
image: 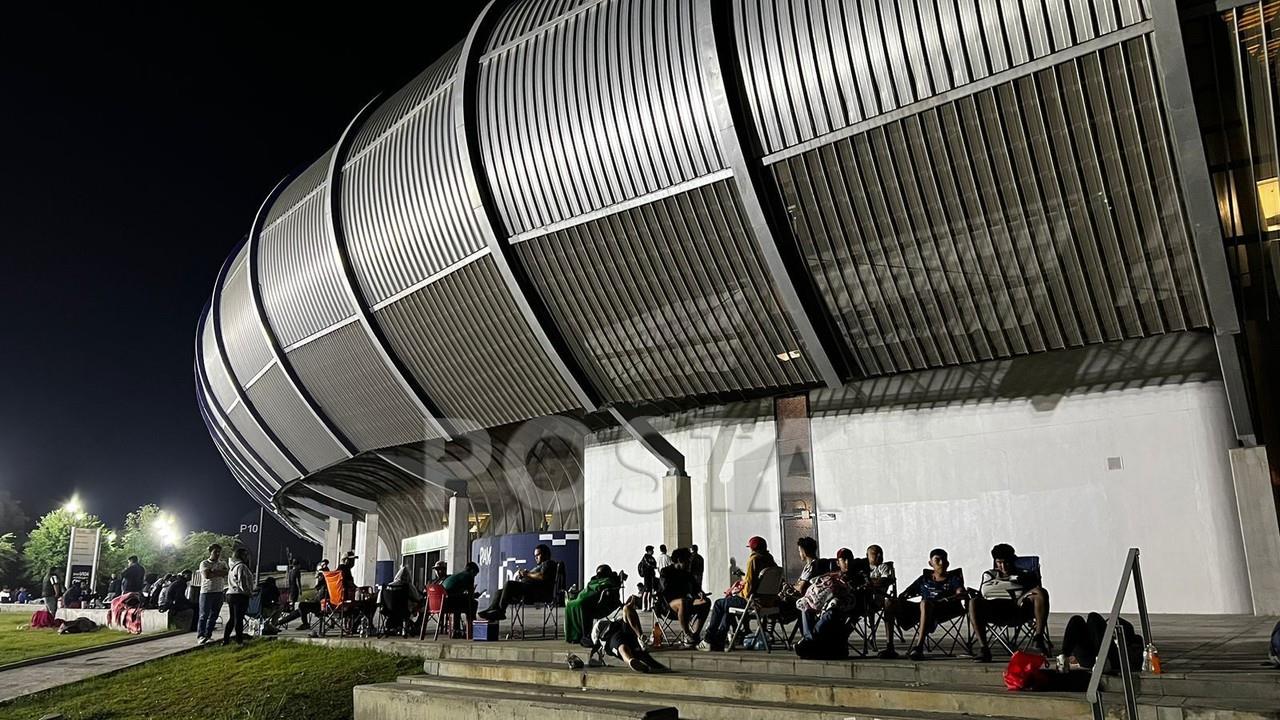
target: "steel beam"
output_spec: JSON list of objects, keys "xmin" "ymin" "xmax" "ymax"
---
[
  {"xmin": 453, "ymin": 0, "xmax": 601, "ymax": 412},
  {"xmin": 326, "ymin": 96, "xmax": 455, "ymax": 440},
  {"xmin": 1148, "ymin": 1, "xmax": 1257, "ymax": 445},
  {"xmin": 247, "ymin": 175, "xmax": 358, "ymax": 456},
  {"xmin": 698, "ymin": 0, "xmax": 851, "ymax": 387},
  {"xmin": 207, "ymin": 263, "xmax": 307, "ymax": 477}
]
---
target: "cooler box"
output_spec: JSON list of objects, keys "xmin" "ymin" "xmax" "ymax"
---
[{"xmin": 472, "ymin": 620, "xmax": 501, "ymax": 641}]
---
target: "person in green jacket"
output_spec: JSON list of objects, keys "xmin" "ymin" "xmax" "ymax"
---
[{"xmin": 565, "ymin": 565, "xmax": 624, "ymax": 645}]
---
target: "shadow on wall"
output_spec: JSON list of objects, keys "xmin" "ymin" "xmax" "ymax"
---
[{"xmin": 811, "ymin": 331, "xmax": 1219, "ymax": 417}]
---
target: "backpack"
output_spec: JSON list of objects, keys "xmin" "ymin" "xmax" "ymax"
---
[
  {"xmin": 1004, "ymin": 650, "xmax": 1050, "ymax": 691},
  {"xmin": 1269, "ymin": 620, "xmax": 1280, "ymax": 669}
]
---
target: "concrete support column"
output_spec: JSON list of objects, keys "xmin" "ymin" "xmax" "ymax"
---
[
  {"xmin": 338, "ymin": 520, "xmax": 354, "ymax": 561},
  {"xmin": 446, "ymin": 495, "xmax": 470, "ymax": 574},
  {"xmin": 1230, "ymin": 446, "xmax": 1280, "ymax": 614},
  {"xmin": 355, "ymin": 512, "xmax": 379, "ymax": 587},
  {"xmin": 324, "ymin": 517, "xmax": 342, "ymax": 565},
  {"xmin": 663, "ymin": 470, "xmax": 692, "ymax": 551}
]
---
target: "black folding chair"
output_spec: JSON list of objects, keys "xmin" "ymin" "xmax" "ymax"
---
[{"xmin": 508, "ymin": 561, "xmax": 564, "ymax": 640}]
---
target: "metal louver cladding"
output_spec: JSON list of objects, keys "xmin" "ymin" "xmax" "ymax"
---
[
  {"xmin": 285, "ymin": 320, "xmax": 432, "ymax": 449},
  {"xmin": 477, "ymin": 0, "xmax": 725, "ymax": 236},
  {"xmin": 200, "ymin": 308, "xmax": 239, "ymax": 410},
  {"xmin": 226, "ymin": 401, "xmax": 298, "ymax": 483},
  {"xmin": 258, "ymin": 149, "xmax": 355, "ymax": 348},
  {"xmin": 513, "ymin": 179, "xmax": 822, "ymax": 403},
  {"xmin": 342, "ymin": 45, "xmax": 487, "ymax": 306},
  {"xmin": 218, "ymin": 248, "xmax": 274, "ymax": 384},
  {"xmin": 773, "ymin": 37, "xmax": 1208, "ymax": 375},
  {"xmin": 733, "ymin": 0, "xmax": 1151, "ymax": 155},
  {"xmin": 374, "ymin": 254, "xmax": 578, "ymax": 427},
  {"xmin": 245, "ymin": 363, "xmax": 347, "ymax": 471}
]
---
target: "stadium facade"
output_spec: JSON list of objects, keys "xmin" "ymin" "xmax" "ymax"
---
[{"xmin": 197, "ymin": 0, "xmax": 1280, "ymax": 613}]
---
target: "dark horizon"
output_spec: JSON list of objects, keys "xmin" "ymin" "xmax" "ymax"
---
[{"xmin": 0, "ymin": 5, "xmax": 481, "ymax": 535}]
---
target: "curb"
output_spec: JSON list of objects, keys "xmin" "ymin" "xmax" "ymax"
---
[{"xmin": 0, "ymin": 630, "xmax": 186, "ymax": 674}]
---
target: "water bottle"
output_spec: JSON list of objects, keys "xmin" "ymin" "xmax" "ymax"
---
[{"xmin": 1144, "ymin": 643, "xmax": 1162, "ymax": 674}]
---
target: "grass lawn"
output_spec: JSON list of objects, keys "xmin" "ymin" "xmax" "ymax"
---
[
  {"xmin": 0, "ymin": 639, "xmax": 421, "ymax": 720},
  {"xmin": 0, "ymin": 612, "xmax": 131, "ymax": 666}
]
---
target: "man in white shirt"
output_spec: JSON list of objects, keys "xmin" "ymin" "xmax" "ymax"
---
[
  {"xmin": 196, "ymin": 544, "xmax": 228, "ymax": 644},
  {"xmin": 656, "ymin": 545, "xmax": 671, "ymax": 571}
]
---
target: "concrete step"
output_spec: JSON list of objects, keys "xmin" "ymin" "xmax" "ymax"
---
[
  {"xmin": 418, "ymin": 656, "xmax": 1280, "ymax": 720},
  {"xmin": 398, "ymin": 673, "xmax": 1026, "ymax": 720},
  {"xmin": 420, "ymin": 656, "xmax": 1097, "ymax": 719},
  {"xmin": 354, "ymin": 681, "xmax": 677, "ymax": 720}
]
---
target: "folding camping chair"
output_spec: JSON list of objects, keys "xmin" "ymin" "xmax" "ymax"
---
[
  {"xmin": 985, "ymin": 556, "xmax": 1045, "ymax": 655},
  {"xmin": 377, "ymin": 583, "xmax": 414, "ymax": 638},
  {"xmin": 316, "ymin": 570, "xmax": 370, "ymax": 637},
  {"xmin": 507, "ymin": 561, "xmax": 564, "ymax": 640},
  {"xmin": 848, "ymin": 568, "xmax": 897, "ymax": 657},
  {"xmin": 913, "ymin": 568, "xmax": 972, "ymax": 657},
  {"xmin": 727, "ymin": 566, "xmax": 791, "ymax": 653}
]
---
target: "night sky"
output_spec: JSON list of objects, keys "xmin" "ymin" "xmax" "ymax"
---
[{"xmin": 0, "ymin": 5, "xmax": 481, "ymax": 537}]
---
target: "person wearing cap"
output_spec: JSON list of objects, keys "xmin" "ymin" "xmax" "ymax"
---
[
  {"xmin": 700, "ymin": 535, "xmax": 777, "ymax": 651},
  {"xmin": 431, "ymin": 560, "xmax": 449, "ymax": 584}
]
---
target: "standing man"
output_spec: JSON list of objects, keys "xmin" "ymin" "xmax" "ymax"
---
[
  {"xmin": 657, "ymin": 545, "xmax": 672, "ymax": 570},
  {"xmin": 196, "ymin": 544, "xmax": 228, "ymax": 644},
  {"xmin": 689, "ymin": 545, "xmax": 705, "ymax": 589},
  {"xmin": 120, "ymin": 556, "xmax": 146, "ymax": 595},
  {"xmin": 42, "ymin": 568, "xmax": 63, "ymax": 616},
  {"xmin": 286, "ymin": 558, "xmax": 303, "ymax": 608},
  {"xmin": 223, "ymin": 548, "xmax": 253, "ymax": 646}
]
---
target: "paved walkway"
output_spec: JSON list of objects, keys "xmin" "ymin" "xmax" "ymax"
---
[{"xmin": 0, "ymin": 632, "xmax": 196, "ymax": 703}]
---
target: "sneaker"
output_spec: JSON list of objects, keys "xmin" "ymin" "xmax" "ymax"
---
[
  {"xmin": 907, "ymin": 647, "xmax": 925, "ymax": 662},
  {"xmin": 628, "ymin": 657, "xmax": 651, "ymax": 673},
  {"xmin": 697, "ymin": 640, "xmax": 712, "ymax": 652},
  {"xmin": 973, "ymin": 646, "xmax": 992, "ymax": 663},
  {"xmin": 196, "ymin": 635, "xmax": 207, "ymax": 645},
  {"xmin": 876, "ymin": 647, "xmax": 898, "ymax": 660},
  {"xmin": 566, "ymin": 653, "xmax": 585, "ymax": 669}
]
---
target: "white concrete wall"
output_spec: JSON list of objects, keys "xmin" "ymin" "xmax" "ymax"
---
[
  {"xmin": 582, "ymin": 380, "xmax": 1252, "ymax": 614},
  {"xmin": 585, "ymin": 416, "xmax": 780, "ymax": 597},
  {"xmin": 810, "ymin": 381, "xmax": 1250, "ymax": 614}
]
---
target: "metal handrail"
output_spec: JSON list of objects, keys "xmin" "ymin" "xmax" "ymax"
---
[{"xmin": 1087, "ymin": 547, "xmax": 1153, "ymax": 720}]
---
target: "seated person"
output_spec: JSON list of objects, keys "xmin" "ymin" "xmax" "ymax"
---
[
  {"xmin": 159, "ymin": 573, "xmax": 192, "ymax": 613},
  {"xmin": 431, "ymin": 561, "xmax": 448, "ymax": 584},
  {"xmin": 796, "ymin": 548, "xmax": 857, "ymax": 643},
  {"xmin": 589, "ymin": 618, "xmax": 667, "ymax": 673},
  {"xmin": 969, "ymin": 543, "xmax": 1050, "ymax": 661},
  {"xmin": 440, "ymin": 561, "xmax": 479, "ymax": 631},
  {"xmin": 479, "ymin": 544, "xmax": 554, "ymax": 621},
  {"xmin": 792, "ymin": 536, "xmax": 835, "ymax": 597},
  {"xmin": 380, "ymin": 565, "xmax": 422, "ymax": 635},
  {"xmin": 626, "ymin": 548, "xmax": 709, "ymax": 648},
  {"xmin": 566, "ymin": 564, "xmax": 624, "ymax": 645},
  {"xmin": 61, "ymin": 580, "xmax": 84, "ymax": 609},
  {"xmin": 879, "ymin": 548, "xmax": 967, "ymax": 661},
  {"xmin": 701, "ymin": 536, "xmax": 778, "ymax": 652}
]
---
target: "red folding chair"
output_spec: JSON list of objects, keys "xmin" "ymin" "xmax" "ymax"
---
[{"xmin": 420, "ymin": 583, "xmax": 445, "ymax": 640}]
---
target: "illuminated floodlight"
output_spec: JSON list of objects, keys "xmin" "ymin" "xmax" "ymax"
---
[{"xmin": 63, "ymin": 495, "xmax": 85, "ymax": 519}]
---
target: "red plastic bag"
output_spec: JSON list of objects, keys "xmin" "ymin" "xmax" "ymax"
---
[{"xmin": 1004, "ymin": 650, "xmax": 1050, "ymax": 691}]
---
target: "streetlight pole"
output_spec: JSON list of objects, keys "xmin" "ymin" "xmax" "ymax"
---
[{"xmin": 253, "ymin": 505, "xmax": 263, "ymax": 586}]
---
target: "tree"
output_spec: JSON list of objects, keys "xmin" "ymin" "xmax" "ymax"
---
[
  {"xmin": 0, "ymin": 533, "xmax": 19, "ymax": 587},
  {"xmin": 22, "ymin": 508, "xmax": 106, "ymax": 583},
  {"xmin": 175, "ymin": 531, "xmax": 241, "ymax": 574}
]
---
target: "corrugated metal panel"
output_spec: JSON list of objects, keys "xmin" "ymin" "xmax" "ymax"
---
[
  {"xmin": 772, "ymin": 38, "xmax": 1209, "ymax": 375},
  {"xmin": 375, "ymin": 255, "xmax": 579, "ymax": 427},
  {"xmin": 245, "ymin": 363, "xmax": 346, "ymax": 471},
  {"xmin": 343, "ymin": 81, "xmax": 486, "ymax": 305},
  {"xmin": 286, "ymin": 321, "xmax": 431, "ymax": 450},
  {"xmin": 478, "ymin": 0, "xmax": 725, "ymax": 235},
  {"xmin": 734, "ymin": 0, "xmax": 1151, "ymax": 155},
  {"xmin": 201, "ymin": 390, "xmax": 279, "ymax": 498},
  {"xmin": 259, "ymin": 149, "xmax": 356, "ymax": 347},
  {"xmin": 513, "ymin": 179, "xmax": 820, "ymax": 403},
  {"xmin": 348, "ymin": 45, "xmax": 462, "ymax": 158},
  {"xmin": 265, "ymin": 150, "xmax": 334, "ymax": 227},
  {"xmin": 201, "ymin": 306, "xmax": 240, "ymax": 410},
  {"xmin": 218, "ymin": 247, "xmax": 274, "ymax": 385},
  {"xmin": 227, "ymin": 401, "xmax": 300, "ymax": 483},
  {"xmin": 484, "ymin": 0, "xmax": 598, "ymax": 51}
]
